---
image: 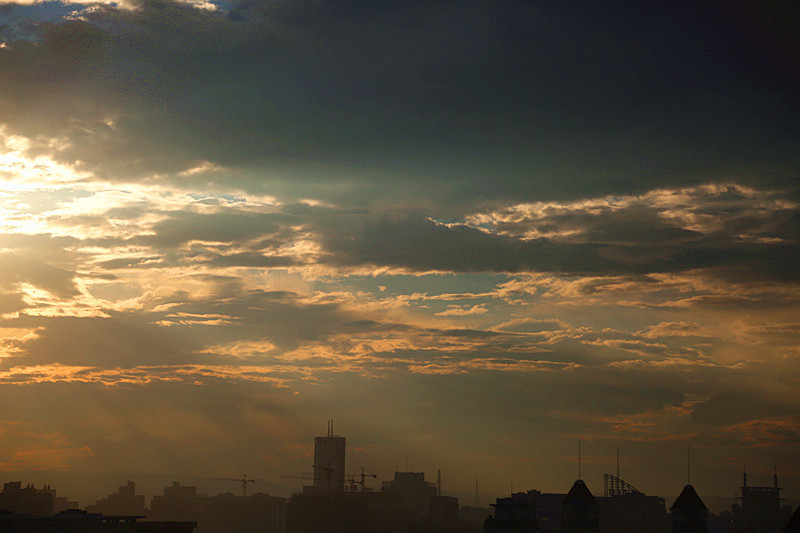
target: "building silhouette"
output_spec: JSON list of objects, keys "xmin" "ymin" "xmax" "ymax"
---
[
  {"xmin": 149, "ymin": 482, "xmax": 285, "ymax": 533},
  {"xmin": 430, "ymin": 495, "xmax": 461, "ymax": 532},
  {"xmin": 0, "ymin": 482, "xmax": 54, "ymax": 517},
  {"xmin": 88, "ymin": 481, "xmax": 147, "ymax": 517},
  {"xmin": 731, "ymin": 472, "xmax": 792, "ymax": 533},
  {"xmin": 670, "ymin": 485, "xmax": 708, "ymax": 533},
  {"xmin": 314, "ymin": 420, "xmax": 346, "ymax": 495},
  {"xmin": 561, "ymin": 480, "xmax": 599, "ymax": 533},
  {"xmin": 482, "ymin": 490, "xmax": 539, "ymax": 532},
  {"xmin": 599, "ymin": 474, "xmax": 667, "ymax": 533},
  {"xmin": 0, "ymin": 508, "xmax": 196, "ymax": 532},
  {"xmin": 381, "ymin": 471, "xmax": 439, "ymax": 519},
  {"xmin": 286, "ymin": 491, "xmax": 408, "ymax": 533}
]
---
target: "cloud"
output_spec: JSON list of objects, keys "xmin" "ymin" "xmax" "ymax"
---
[
  {"xmin": 692, "ymin": 391, "xmax": 800, "ymax": 427},
  {"xmin": 0, "ymin": 0, "xmax": 798, "ymax": 500},
  {"xmin": 0, "ymin": 420, "xmax": 94, "ymax": 472},
  {"xmin": 0, "ymin": 2, "xmax": 796, "ymax": 205},
  {"xmin": 435, "ymin": 304, "xmax": 488, "ymax": 316}
]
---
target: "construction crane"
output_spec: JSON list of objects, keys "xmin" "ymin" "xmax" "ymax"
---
[
  {"xmin": 346, "ymin": 467, "xmax": 377, "ymax": 492},
  {"xmin": 278, "ymin": 473, "xmax": 313, "ymax": 481},
  {"xmin": 210, "ymin": 474, "xmax": 258, "ymax": 497},
  {"xmin": 312, "ymin": 463, "xmax": 335, "ymax": 492}
]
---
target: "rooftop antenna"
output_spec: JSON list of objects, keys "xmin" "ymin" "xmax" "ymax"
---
[
  {"xmin": 616, "ymin": 450, "xmax": 620, "ymax": 479},
  {"xmin": 687, "ymin": 446, "xmax": 691, "ymax": 485},
  {"xmin": 578, "ymin": 439, "xmax": 582, "ymax": 480},
  {"xmin": 437, "ymin": 470, "xmax": 442, "ymax": 497},
  {"xmin": 743, "ymin": 463, "xmax": 747, "ymax": 487},
  {"xmin": 474, "ymin": 476, "xmax": 480, "ymax": 508}
]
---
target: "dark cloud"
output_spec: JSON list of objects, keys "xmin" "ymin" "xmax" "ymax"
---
[
  {"xmin": 0, "ymin": 1, "xmax": 796, "ymax": 203},
  {"xmin": 0, "ymin": 254, "xmax": 79, "ymax": 298},
  {"xmin": 0, "ymin": 291, "xmax": 25, "ymax": 314},
  {"xmin": 319, "ymin": 212, "xmax": 800, "ymax": 281},
  {"xmin": 12, "ymin": 314, "xmax": 198, "ymax": 367},
  {"xmin": 142, "ymin": 210, "xmax": 294, "ymax": 247},
  {"xmin": 691, "ymin": 391, "xmax": 800, "ymax": 426}
]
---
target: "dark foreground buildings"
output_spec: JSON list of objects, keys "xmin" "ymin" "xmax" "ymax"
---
[
  {"xmin": 286, "ymin": 471, "xmax": 472, "ymax": 533},
  {"xmin": 149, "ymin": 482, "xmax": 285, "ymax": 533},
  {"xmin": 483, "ymin": 472, "xmax": 800, "ymax": 533},
  {"xmin": 484, "ymin": 476, "xmax": 662, "ymax": 533},
  {"xmin": 0, "ymin": 508, "xmax": 195, "ymax": 533}
]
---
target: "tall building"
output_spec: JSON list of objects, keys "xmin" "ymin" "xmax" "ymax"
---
[
  {"xmin": 314, "ymin": 420, "xmax": 346, "ymax": 494},
  {"xmin": 731, "ymin": 471, "xmax": 792, "ymax": 533}
]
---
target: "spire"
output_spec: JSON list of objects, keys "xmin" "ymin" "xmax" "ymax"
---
[{"xmin": 671, "ymin": 484, "xmax": 707, "ymax": 512}]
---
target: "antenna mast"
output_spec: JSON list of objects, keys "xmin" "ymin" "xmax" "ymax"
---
[{"xmin": 578, "ymin": 439, "xmax": 582, "ymax": 480}]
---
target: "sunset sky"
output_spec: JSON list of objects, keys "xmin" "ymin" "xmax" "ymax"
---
[{"xmin": 1, "ymin": 0, "xmax": 799, "ymax": 506}]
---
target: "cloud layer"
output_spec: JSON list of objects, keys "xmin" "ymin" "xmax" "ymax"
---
[{"xmin": 0, "ymin": 0, "xmax": 799, "ymax": 504}]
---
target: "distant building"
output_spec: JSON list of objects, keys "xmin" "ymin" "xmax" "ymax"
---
[
  {"xmin": 381, "ymin": 471, "xmax": 438, "ymax": 519},
  {"xmin": 314, "ymin": 420, "xmax": 346, "ymax": 494},
  {"xmin": 430, "ymin": 495, "xmax": 460, "ymax": 531},
  {"xmin": 670, "ymin": 485, "xmax": 708, "ymax": 533},
  {"xmin": 87, "ymin": 480, "xmax": 147, "ymax": 517},
  {"xmin": 731, "ymin": 472, "xmax": 792, "ymax": 533},
  {"xmin": 483, "ymin": 490, "xmax": 539, "ymax": 532},
  {"xmin": 149, "ymin": 482, "xmax": 286, "ymax": 533},
  {"xmin": 0, "ymin": 481, "xmax": 54, "ymax": 517}
]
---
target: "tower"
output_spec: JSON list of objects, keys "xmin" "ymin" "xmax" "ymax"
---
[
  {"xmin": 313, "ymin": 420, "xmax": 346, "ymax": 494},
  {"xmin": 561, "ymin": 479, "xmax": 599, "ymax": 533},
  {"xmin": 670, "ymin": 485, "xmax": 708, "ymax": 533}
]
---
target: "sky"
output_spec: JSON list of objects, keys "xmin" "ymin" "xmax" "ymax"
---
[{"xmin": 0, "ymin": 0, "xmax": 799, "ymax": 508}]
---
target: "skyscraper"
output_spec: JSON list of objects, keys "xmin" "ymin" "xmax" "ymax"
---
[{"xmin": 313, "ymin": 420, "xmax": 346, "ymax": 494}]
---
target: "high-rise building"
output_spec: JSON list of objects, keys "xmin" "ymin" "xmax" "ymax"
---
[
  {"xmin": 313, "ymin": 420, "xmax": 346, "ymax": 494},
  {"xmin": 731, "ymin": 471, "xmax": 792, "ymax": 533}
]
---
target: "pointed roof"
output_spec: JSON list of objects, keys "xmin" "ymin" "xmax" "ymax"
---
[
  {"xmin": 563, "ymin": 479, "xmax": 597, "ymax": 506},
  {"xmin": 671, "ymin": 485, "xmax": 707, "ymax": 512}
]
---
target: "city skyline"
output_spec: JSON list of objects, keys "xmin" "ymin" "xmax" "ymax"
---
[{"xmin": 0, "ymin": 0, "xmax": 799, "ymax": 506}]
